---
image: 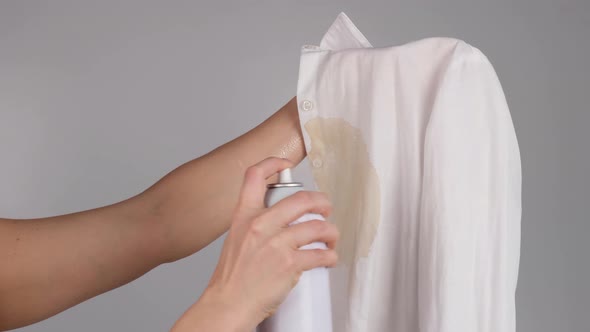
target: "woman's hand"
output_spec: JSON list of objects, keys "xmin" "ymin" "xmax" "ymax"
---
[{"xmin": 171, "ymin": 157, "xmax": 339, "ymax": 332}]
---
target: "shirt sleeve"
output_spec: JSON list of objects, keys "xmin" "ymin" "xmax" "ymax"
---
[{"xmin": 418, "ymin": 41, "xmax": 522, "ymax": 332}]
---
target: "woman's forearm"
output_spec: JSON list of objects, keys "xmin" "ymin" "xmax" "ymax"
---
[
  {"xmin": 141, "ymin": 96, "xmax": 305, "ymax": 263},
  {"xmin": 170, "ymin": 288, "xmax": 256, "ymax": 332},
  {"xmin": 0, "ymin": 198, "xmax": 163, "ymax": 330},
  {"xmin": 0, "ymin": 97, "xmax": 305, "ymax": 330}
]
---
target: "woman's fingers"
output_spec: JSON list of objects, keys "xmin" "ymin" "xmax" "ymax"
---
[
  {"xmin": 202, "ymin": 158, "xmax": 338, "ymax": 327},
  {"xmin": 238, "ymin": 157, "xmax": 294, "ymax": 210},
  {"xmin": 264, "ymin": 191, "xmax": 332, "ymax": 228},
  {"xmin": 281, "ymin": 220, "xmax": 339, "ymax": 250},
  {"xmin": 295, "ymin": 249, "xmax": 338, "ymax": 271}
]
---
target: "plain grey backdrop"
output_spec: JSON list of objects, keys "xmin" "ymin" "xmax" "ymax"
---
[{"xmin": 1, "ymin": 1, "xmax": 588, "ymax": 331}]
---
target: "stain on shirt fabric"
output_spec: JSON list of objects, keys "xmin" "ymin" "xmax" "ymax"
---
[{"xmin": 304, "ymin": 117, "xmax": 381, "ymax": 267}]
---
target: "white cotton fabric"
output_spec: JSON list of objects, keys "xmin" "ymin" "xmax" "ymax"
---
[{"xmin": 295, "ymin": 13, "xmax": 522, "ymax": 332}]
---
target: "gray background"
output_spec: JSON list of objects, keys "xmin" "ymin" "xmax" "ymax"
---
[{"xmin": 1, "ymin": 1, "xmax": 588, "ymax": 331}]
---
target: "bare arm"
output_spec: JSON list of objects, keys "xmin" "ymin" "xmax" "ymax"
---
[{"xmin": 0, "ymin": 97, "xmax": 305, "ymax": 330}]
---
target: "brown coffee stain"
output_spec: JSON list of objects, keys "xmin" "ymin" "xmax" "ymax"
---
[{"xmin": 304, "ymin": 117, "xmax": 380, "ymax": 267}]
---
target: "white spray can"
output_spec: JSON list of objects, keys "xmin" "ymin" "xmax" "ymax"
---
[{"xmin": 257, "ymin": 168, "xmax": 333, "ymax": 332}]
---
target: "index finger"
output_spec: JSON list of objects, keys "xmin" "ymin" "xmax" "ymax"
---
[
  {"xmin": 238, "ymin": 157, "xmax": 294, "ymax": 209},
  {"xmin": 264, "ymin": 191, "xmax": 333, "ymax": 228}
]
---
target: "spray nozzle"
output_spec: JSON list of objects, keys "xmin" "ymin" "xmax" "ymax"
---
[
  {"xmin": 267, "ymin": 167, "xmax": 303, "ymax": 188},
  {"xmin": 278, "ymin": 168, "xmax": 293, "ymax": 183}
]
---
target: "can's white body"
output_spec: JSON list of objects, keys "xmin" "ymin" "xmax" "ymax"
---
[{"xmin": 257, "ymin": 185, "xmax": 333, "ymax": 332}]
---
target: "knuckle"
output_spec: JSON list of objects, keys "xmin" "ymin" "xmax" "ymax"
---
[
  {"xmin": 322, "ymin": 221, "xmax": 337, "ymax": 233},
  {"xmin": 320, "ymin": 195, "xmax": 333, "ymax": 214},
  {"xmin": 294, "ymin": 191, "xmax": 313, "ymax": 206},
  {"xmin": 248, "ymin": 218, "xmax": 265, "ymax": 237},
  {"xmin": 281, "ymin": 251, "xmax": 296, "ymax": 271},
  {"xmin": 325, "ymin": 205, "xmax": 334, "ymax": 215},
  {"xmin": 313, "ymin": 220, "xmax": 329, "ymax": 233},
  {"xmin": 326, "ymin": 250, "xmax": 338, "ymax": 266},
  {"xmin": 332, "ymin": 224, "xmax": 341, "ymax": 240},
  {"xmin": 293, "ymin": 191, "xmax": 333, "ymax": 216},
  {"xmin": 268, "ymin": 237, "xmax": 282, "ymax": 250},
  {"xmin": 245, "ymin": 165, "xmax": 262, "ymax": 180},
  {"xmin": 330, "ymin": 250, "xmax": 338, "ymax": 266},
  {"xmin": 308, "ymin": 248, "xmax": 322, "ymax": 260}
]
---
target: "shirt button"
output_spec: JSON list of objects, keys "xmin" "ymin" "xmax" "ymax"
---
[
  {"xmin": 300, "ymin": 100, "xmax": 313, "ymax": 112},
  {"xmin": 312, "ymin": 158, "xmax": 323, "ymax": 168}
]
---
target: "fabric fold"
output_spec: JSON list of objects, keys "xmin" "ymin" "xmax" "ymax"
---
[{"xmin": 295, "ymin": 12, "xmax": 521, "ymax": 332}]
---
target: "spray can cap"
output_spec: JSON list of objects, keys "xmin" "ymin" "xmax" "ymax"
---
[{"xmin": 267, "ymin": 168, "xmax": 303, "ymax": 188}]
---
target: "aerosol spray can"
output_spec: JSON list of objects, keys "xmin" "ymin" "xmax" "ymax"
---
[{"xmin": 257, "ymin": 168, "xmax": 333, "ymax": 332}]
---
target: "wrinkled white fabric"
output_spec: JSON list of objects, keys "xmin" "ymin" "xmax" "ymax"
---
[{"xmin": 295, "ymin": 13, "xmax": 522, "ymax": 332}]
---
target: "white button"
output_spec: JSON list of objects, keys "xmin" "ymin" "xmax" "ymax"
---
[
  {"xmin": 300, "ymin": 100, "xmax": 313, "ymax": 112},
  {"xmin": 312, "ymin": 158, "xmax": 323, "ymax": 168}
]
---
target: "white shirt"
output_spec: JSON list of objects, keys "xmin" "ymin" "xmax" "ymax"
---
[{"xmin": 296, "ymin": 12, "xmax": 522, "ymax": 332}]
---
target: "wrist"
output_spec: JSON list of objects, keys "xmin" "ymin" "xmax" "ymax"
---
[
  {"xmin": 172, "ymin": 286, "xmax": 260, "ymax": 332},
  {"xmin": 203, "ymin": 284, "xmax": 262, "ymax": 330}
]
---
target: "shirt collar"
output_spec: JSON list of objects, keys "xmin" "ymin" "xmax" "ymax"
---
[{"xmin": 319, "ymin": 12, "xmax": 373, "ymax": 51}]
